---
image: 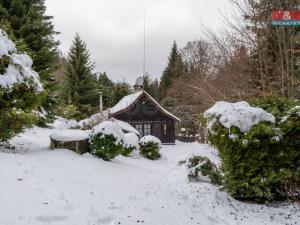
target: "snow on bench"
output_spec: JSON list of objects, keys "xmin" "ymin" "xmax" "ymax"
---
[{"xmin": 50, "ymin": 129, "xmax": 90, "ymax": 154}]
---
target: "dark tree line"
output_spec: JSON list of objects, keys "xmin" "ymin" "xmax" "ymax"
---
[{"xmin": 157, "ymin": 0, "xmax": 300, "ymax": 135}]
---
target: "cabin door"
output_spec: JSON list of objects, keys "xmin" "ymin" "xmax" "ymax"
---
[
  {"xmin": 161, "ymin": 121, "xmax": 170, "ymax": 143},
  {"xmin": 152, "ymin": 122, "xmax": 162, "ymax": 140}
]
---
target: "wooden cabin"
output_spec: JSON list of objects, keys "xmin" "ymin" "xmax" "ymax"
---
[{"xmin": 109, "ymin": 90, "xmax": 180, "ymax": 144}]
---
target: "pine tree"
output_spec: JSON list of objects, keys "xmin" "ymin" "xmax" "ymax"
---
[
  {"xmin": 0, "ymin": 0, "xmax": 59, "ymax": 112},
  {"xmin": 63, "ymin": 34, "xmax": 98, "ymax": 119},
  {"xmin": 0, "ymin": 29, "xmax": 43, "ymax": 142},
  {"xmin": 160, "ymin": 41, "xmax": 184, "ymax": 99},
  {"xmin": 113, "ymin": 82, "xmax": 131, "ymax": 105},
  {"xmin": 140, "ymin": 74, "xmax": 160, "ymax": 100},
  {"xmin": 143, "ymin": 75, "xmax": 154, "ymax": 97},
  {"xmin": 149, "ymin": 78, "xmax": 160, "ymax": 100},
  {"xmin": 96, "ymin": 72, "xmax": 115, "ymax": 108}
]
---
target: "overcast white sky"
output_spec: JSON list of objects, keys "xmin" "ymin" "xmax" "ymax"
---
[{"xmin": 45, "ymin": 0, "xmax": 230, "ymax": 84}]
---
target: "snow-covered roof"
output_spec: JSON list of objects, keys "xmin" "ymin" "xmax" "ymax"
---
[
  {"xmin": 110, "ymin": 91, "xmax": 143, "ymax": 114},
  {"xmin": 0, "ymin": 29, "xmax": 43, "ymax": 92},
  {"xmin": 204, "ymin": 101, "xmax": 275, "ymax": 133},
  {"xmin": 50, "ymin": 129, "xmax": 90, "ymax": 142},
  {"xmin": 109, "ymin": 90, "xmax": 180, "ymax": 121}
]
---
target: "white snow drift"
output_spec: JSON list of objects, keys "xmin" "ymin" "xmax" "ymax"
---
[
  {"xmin": 123, "ymin": 133, "xmax": 139, "ymax": 149},
  {"xmin": 1, "ymin": 123, "xmax": 299, "ymax": 225}
]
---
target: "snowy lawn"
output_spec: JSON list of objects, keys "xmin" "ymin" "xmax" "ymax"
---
[{"xmin": 0, "ymin": 122, "xmax": 299, "ymax": 225}]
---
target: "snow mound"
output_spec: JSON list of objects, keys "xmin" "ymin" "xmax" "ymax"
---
[
  {"xmin": 140, "ymin": 135, "xmax": 161, "ymax": 146},
  {"xmin": 51, "ymin": 117, "xmax": 78, "ymax": 130},
  {"xmin": 112, "ymin": 119, "xmax": 139, "ymax": 135},
  {"xmin": 91, "ymin": 121, "xmax": 124, "ymax": 144},
  {"xmin": 78, "ymin": 110, "xmax": 109, "ymax": 129},
  {"xmin": 50, "ymin": 129, "xmax": 90, "ymax": 142},
  {"xmin": 110, "ymin": 91, "xmax": 143, "ymax": 114},
  {"xmin": 0, "ymin": 29, "xmax": 43, "ymax": 92},
  {"xmin": 124, "ymin": 133, "xmax": 139, "ymax": 148},
  {"xmin": 204, "ymin": 101, "xmax": 275, "ymax": 133}
]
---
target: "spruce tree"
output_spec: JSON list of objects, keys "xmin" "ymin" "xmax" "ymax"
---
[
  {"xmin": 160, "ymin": 41, "xmax": 184, "ymax": 99},
  {"xmin": 63, "ymin": 34, "xmax": 98, "ymax": 119},
  {"xmin": 0, "ymin": 29, "xmax": 43, "ymax": 142},
  {"xmin": 143, "ymin": 75, "xmax": 154, "ymax": 97},
  {"xmin": 141, "ymin": 74, "xmax": 160, "ymax": 100},
  {"xmin": 113, "ymin": 82, "xmax": 131, "ymax": 105},
  {"xmin": 0, "ymin": 0, "xmax": 59, "ymax": 112},
  {"xmin": 96, "ymin": 72, "xmax": 114, "ymax": 108},
  {"xmin": 149, "ymin": 78, "xmax": 160, "ymax": 100}
]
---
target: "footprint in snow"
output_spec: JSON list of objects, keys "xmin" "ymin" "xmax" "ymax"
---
[
  {"xmin": 96, "ymin": 216, "xmax": 115, "ymax": 224},
  {"xmin": 35, "ymin": 215, "xmax": 68, "ymax": 222}
]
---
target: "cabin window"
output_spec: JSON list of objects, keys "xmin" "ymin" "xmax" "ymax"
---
[
  {"xmin": 143, "ymin": 123, "xmax": 151, "ymax": 136},
  {"xmin": 135, "ymin": 124, "xmax": 143, "ymax": 135},
  {"xmin": 132, "ymin": 122, "xmax": 152, "ymax": 136}
]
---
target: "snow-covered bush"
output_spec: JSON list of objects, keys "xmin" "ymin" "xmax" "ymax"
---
[
  {"xmin": 180, "ymin": 155, "xmax": 223, "ymax": 185},
  {"xmin": 139, "ymin": 135, "xmax": 161, "ymax": 160},
  {"xmin": 55, "ymin": 104, "xmax": 79, "ymax": 120},
  {"xmin": 204, "ymin": 99, "xmax": 300, "ymax": 202},
  {"xmin": 0, "ymin": 30, "xmax": 44, "ymax": 141},
  {"xmin": 90, "ymin": 121, "xmax": 125, "ymax": 161},
  {"xmin": 251, "ymin": 96, "xmax": 300, "ymax": 119},
  {"xmin": 122, "ymin": 133, "xmax": 139, "ymax": 156}
]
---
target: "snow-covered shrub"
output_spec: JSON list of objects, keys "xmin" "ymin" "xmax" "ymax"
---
[
  {"xmin": 204, "ymin": 99, "xmax": 300, "ymax": 202},
  {"xmin": 90, "ymin": 121, "xmax": 125, "ymax": 161},
  {"xmin": 0, "ymin": 30, "xmax": 44, "ymax": 141},
  {"xmin": 180, "ymin": 155, "xmax": 222, "ymax": 185},
  {"xmin": 55, "ymin": 104, "xmax": 79, "ymax": 120},
  {"xmin": 139, "ymin": 135, "xmax": 161, "ymax": 160},
  {"xmin": 122, "ymin": 133, "xmax": 139, "ymax": 156},
  {"xmin": 251, "ymin": 96, "xmax": 300, "ymax": 119}
]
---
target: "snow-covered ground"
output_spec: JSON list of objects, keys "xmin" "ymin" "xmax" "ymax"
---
[{"xmin": 0, "ymin": 121, "xmax": 299, "ymax": 225}]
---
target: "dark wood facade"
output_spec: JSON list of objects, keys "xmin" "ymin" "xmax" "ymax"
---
[{"xmin": 109, "ymin": 91, "xmax": 180, "ymax": 144}]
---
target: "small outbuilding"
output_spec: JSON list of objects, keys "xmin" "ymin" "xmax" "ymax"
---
[{"xmin": 109, "ymin": 90, "xmax": 180, "ymax": 144}]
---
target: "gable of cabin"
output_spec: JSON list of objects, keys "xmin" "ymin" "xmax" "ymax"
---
[{"xmin": 110, "ymin": 92, "xmax": 178, "ymax": 144}]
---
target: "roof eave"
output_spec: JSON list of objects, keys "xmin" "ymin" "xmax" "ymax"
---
[{"xmin": 109, "ymin": 90, "xmax": 181, "ymax": 122}]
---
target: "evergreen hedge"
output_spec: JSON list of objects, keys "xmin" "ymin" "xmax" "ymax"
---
[
  {"xmin": 122, "ymin": 145, "xmax": 136, "ymax": 157},
  {"xmin": 139, "ymin": 136, "xmax": 161, "ymax": 160},
  {"xmin": 206, "ymin": 97, "xmax": 300, "ymax": 202}
]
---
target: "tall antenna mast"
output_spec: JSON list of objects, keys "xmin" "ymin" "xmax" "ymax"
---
[{"xmin": 143, "ymin": 9, "xmax": 146, "ymax": 80}]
